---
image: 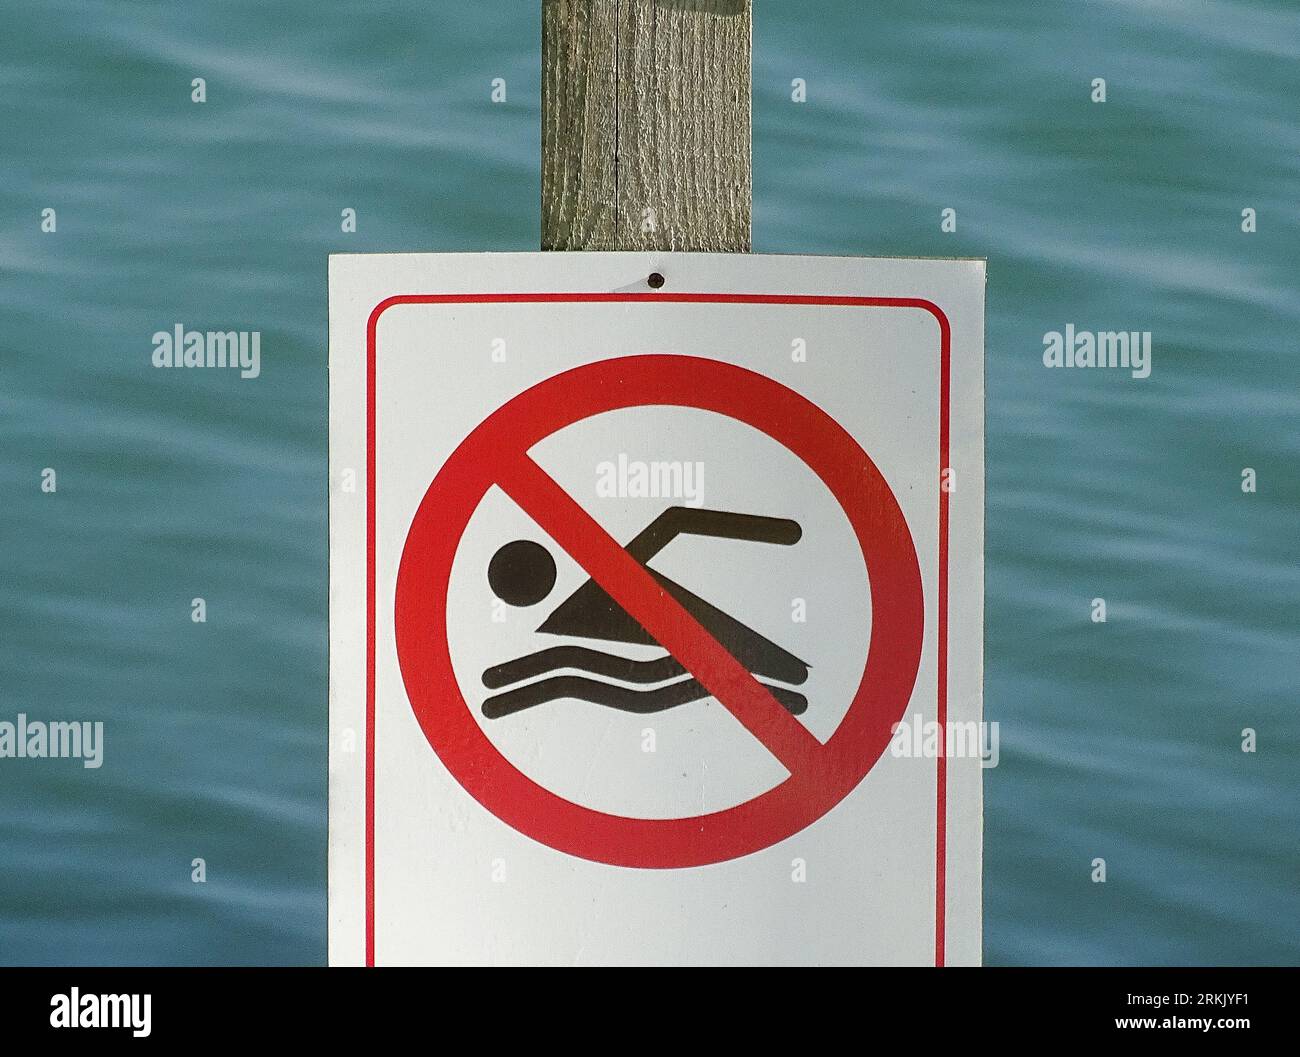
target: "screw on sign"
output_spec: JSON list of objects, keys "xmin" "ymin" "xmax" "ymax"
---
[{"xmin": 393, "ymin": 354, "xmax": 925, "ymax": 869}]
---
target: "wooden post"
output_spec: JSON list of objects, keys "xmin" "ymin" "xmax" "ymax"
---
[{"xmin": 542, "ymin": 0, "xmax": 752, "ymax": 253}]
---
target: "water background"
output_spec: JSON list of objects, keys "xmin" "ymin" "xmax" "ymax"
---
[{"xmin": 1, "ymin": 1, "xmax": 1296, "ymax": 964}]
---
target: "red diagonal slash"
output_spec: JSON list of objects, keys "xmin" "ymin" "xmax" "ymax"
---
[{"xmin": 495, "ymin": 452, "xmax": 825, "ymax": 776}]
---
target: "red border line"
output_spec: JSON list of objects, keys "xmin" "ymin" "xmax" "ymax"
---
[{"xmin": 364, "ymin": 292, "xmax": 952, "ymax": 967}]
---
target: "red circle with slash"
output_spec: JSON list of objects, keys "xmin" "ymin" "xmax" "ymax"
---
[{"xmin": 394, "ymin": 354, "xmax": 923, "ymax": 868}]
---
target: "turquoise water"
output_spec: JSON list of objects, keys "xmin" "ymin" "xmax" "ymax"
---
[{"xmin": 1, "ymin": 1, "xmax": 1296, "ymax": 964}]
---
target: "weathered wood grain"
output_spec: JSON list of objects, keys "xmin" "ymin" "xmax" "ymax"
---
[{"xmin": 542, "ymin": 0, "xmax": 751, "ymax": 252}]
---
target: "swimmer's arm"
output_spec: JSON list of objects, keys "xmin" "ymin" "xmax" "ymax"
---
[{"xmin": 625, "ymin": 507, "xmax": 802, "ymax": 563}]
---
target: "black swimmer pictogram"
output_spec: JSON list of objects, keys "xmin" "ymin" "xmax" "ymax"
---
[{"xmin": 481, "ymin": 506, "xmax": 810, "ymax": 719}]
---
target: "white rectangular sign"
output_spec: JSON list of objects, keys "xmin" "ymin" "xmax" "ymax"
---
[{"xmin": 329, "ymin": 252, "xmax": 985, "ymax": 965}]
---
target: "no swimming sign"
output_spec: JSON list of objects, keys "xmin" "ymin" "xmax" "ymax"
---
[{"xmin": 328, "ymin": 252, "xmax": 985, "ymax": 966}]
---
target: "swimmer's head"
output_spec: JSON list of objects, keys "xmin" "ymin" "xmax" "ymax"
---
[{"xmin": 487, "ymin": 540, "xmax": 556, "ymax": 607}]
